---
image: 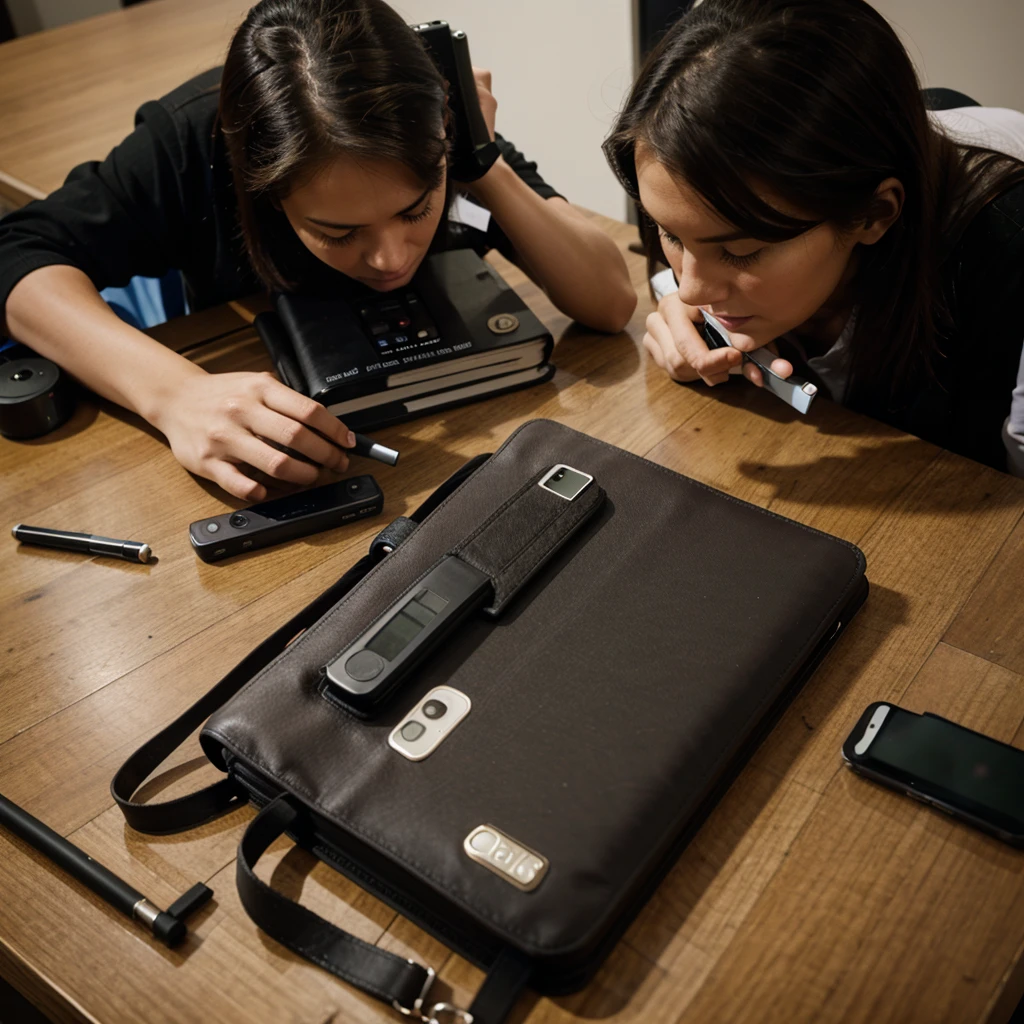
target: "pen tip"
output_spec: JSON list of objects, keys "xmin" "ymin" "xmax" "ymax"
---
[{"xmin": 138, "ymin": 544, "xmax": 152, "ymax": 563}]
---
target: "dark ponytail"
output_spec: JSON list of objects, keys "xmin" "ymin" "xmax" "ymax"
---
[
  {"xmin": 605, "ymin": 0, "xmax": 1024, "ymax": 398},
  {"xmin": 220, "ymin": 0, "xmax": 448, "ymax": 291}
]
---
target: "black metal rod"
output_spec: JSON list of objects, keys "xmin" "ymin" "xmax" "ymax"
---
[{"xmin": 0, "ymin": 792, "xmax": 185, "ymax": 945}]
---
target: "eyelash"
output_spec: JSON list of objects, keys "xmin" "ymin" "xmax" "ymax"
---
[
  {"xmin": 318, "ymin": 203, "xmax": 434, "ymax": 248},
  {"xmin": 658, "ymin": 228, "xmax": 763, "ymax": 269}
]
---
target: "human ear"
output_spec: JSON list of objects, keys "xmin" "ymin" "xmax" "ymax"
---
[{"xmin": 857, "ymin": 177, "xmax": 904, "ymax": 245}]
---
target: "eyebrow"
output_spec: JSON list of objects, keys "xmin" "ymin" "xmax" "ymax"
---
[
  {"xmin": 306, "ymin": 187, "xmax": 432, "ymax": 230},
  {"xmin": 694, "ymin": 229, "xmax": 751, "ymax": 243}
]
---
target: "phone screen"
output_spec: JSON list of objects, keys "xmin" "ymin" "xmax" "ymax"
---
[{"xmin": 851, "ymin": 705, "xmax": 1024, "ymax": 836}]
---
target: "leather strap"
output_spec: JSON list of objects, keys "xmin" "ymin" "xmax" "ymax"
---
[
  {"xmin": 238, "ymin": 796, "xmax": 432, "ymax": 1010},
  {"xmin": 468, "ymin": 947, "xmax": 534, "ymax": 1024},
  {"xmin": 238, "ymin": 795, "xmax": 532, "ymax": 1023},
  {"xmin": 111, "ymin": 550, "xmax": 379, "ymax": 834}
]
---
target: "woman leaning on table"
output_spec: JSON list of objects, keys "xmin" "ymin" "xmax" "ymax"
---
[
  {"xmin": 605, "ymin": 0, "xmax": 1024, "ymax": 475},
  {"xmin": 0, "ymin": 0, "xmax": 636, "ymax": 500}
]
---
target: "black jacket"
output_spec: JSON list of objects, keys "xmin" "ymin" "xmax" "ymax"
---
[
  {"xmin": 0, "ymin": 68, "xmax": 561, "ymax": 316},
  {"xmin": 847, "ymin": 181, "xmax": 1024, "ymax": 472}
]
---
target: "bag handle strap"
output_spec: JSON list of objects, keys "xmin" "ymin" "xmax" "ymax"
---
[
  {"xmin": 111, "ymin": 452, "xmax": 493, "ymax": 835},
  {"xmin": 239, "ymin": 795, "xmax": 532, "ymax": 1024},
  {"xmin": 111, "ymin": 549, "xmax": 380, "ymax": 833}
]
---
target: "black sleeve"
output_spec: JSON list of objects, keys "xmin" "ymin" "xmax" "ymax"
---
[
  {"xmin": 0, "ymin": 98, "xmax": 203, "ymax": 316},
  {"xmin": 447, "ymin": 133, "xmax": 565, "ymax": 265}
]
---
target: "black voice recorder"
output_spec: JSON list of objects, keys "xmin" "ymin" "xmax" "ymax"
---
[{"xmin": 189, "ymin": 475, "xmax": 383, "ymax": 562}]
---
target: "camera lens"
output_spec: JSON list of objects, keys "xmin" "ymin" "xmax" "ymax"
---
[
  {"xmin": 422, "ymin": 699, "xmax": 447, "ymax": 720},
  {"xmin": 229, "ymin": 513, "xmax": 248, "ymax": 528},
  {"xmin": 400, "ymin": 721, "xmax": 426, "ymax": 742}
]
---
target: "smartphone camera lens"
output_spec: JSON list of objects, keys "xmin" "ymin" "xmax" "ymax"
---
[
  {"xmin": 400, "ymin": 720, "xmax": 426, "ymax": 742},
  {"xmin": 229, "ymin": 513, "xmax": 249, "ymax": 528},
  {"xmin": 422, "ymin": 699, "xmax": 447, "ymax": 720},
  {"xmin": 553, "ymin": 469, "xmax": 565, "ymax": 481}
]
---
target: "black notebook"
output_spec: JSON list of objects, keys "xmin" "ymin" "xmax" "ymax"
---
[{"xmin": 257, "ymin": 249, "xmax": 555, "ymax": 431}]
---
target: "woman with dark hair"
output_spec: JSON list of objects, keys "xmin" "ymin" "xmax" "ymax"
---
[
  {"xmin": 0, "ymin": 0, "xmax": 636, "ymax": 500},
  {"xmin": 605, "ymin": 0, "xmax": 1024, "ymax": 474}
]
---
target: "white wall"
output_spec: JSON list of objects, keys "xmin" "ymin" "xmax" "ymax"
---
[
  {"xmin": 392, "ymin": 1, "xmax": 635, "ymax": 220},
  {"xmin": 872, "ymin": 0, "xmax": 1024, "ymax": 111}
]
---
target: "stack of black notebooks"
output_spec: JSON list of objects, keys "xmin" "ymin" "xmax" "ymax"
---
[{"xmin": 255, "ymin": 249, "xmax": 555, "ymax": 431}]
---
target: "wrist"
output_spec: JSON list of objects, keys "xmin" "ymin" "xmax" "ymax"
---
[
  {"xmin": 137, "ymin": 352, "xmax": 206, "ymax": 431},
  {"xmin": 463, "ymin": 154, "xmax": 514, "ymax": 204}
]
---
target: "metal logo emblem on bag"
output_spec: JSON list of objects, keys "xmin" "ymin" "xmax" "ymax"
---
[
  {"xmin": 486, "ymin": 313, "xmax": 519, "ymax": 335},
  {"xmin": 463, "ymin": 825, "xmax": 548, "ymax": 891}
]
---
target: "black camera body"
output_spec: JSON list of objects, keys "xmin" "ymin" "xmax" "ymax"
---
[{"xmin": 411, "ymin": 21, "xmax": 501, "ymax": 182}]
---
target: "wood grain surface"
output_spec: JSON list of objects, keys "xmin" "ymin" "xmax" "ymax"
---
[
  {"xmin": 1, "ymin": 7, "xmax": 1024, "ymax": 1022},
  {"xmin": 0, "ymin": 0, "xmax": 249, "ymax": 205},
  {"xmin": 1, "ymin": 215, "xmax": 1023, "ymax": 1024}
]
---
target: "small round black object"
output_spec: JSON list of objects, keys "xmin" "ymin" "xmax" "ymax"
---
[
  {"xmin": 0, "ymin": 357, "xmax": 76, "ymax": 440},
  {"xmin": 422, "ymin": 699, "xmax": 447, "ymax": 720},
  {"xmin": 229, "ymin": 513, "xmax": 249, "ymax": 528}
]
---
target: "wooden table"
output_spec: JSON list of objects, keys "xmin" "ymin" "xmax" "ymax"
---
[
  {"xmin": 1, "ymin": 220, "xmax": 1024, "ymax": 1024},
  {"xmin": 0, "ymin": 0, "xmax": 249, "ymax": 206},
  {"xmin": 3, "ymin": 4, "xmax": 1024, "ymax": 1022}
]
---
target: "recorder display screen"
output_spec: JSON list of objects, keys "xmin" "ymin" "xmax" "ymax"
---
[{"xmin": 365, "ymin": 589, "xmax": 448, "ymax": 662}]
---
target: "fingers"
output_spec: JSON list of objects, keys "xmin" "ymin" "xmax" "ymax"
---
[
  {"xmin": 742, "ymin": 347, "xmax": 793, "ymax": 388},
  {"xmin": 644, "ymin": 300, "xmax": 741, "ymax": 385},
  {"xmin": 229, "ymin": 432, "xmax": 321, "ymax": 487},
  {"xmin": 260, "ymin": 376, "xmax": 354, "ymax": 451},
  {"xmin": 472, "ymin": 66, "xmax": 493, "ymax": 91},
  {"xmin": 208, "ymin": 462, "xmax": 267, "ymax": 503},
  {"xmin": 249, "ymin": 405, "xmax": 350, "ymax": 473}
]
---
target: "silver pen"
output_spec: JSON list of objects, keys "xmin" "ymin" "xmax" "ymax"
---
[{"xmin": 12, "ymin": 524, "xmax": 152, "ymax": 563}]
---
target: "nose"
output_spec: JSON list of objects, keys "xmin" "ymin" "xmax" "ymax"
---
[
  {"xmin": 674, "ymin": 248, "xmax": 729, "ymax": 309},
  {"xmin": 364, "ymin": 228, "xmax": 411, "ymax": 275}
]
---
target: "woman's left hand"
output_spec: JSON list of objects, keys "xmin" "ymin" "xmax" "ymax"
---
[{"xmin": 472, "ymin": 67, "xmax": 497, "ymax": 141}]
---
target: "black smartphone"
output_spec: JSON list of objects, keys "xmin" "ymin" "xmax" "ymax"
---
[
  {"xmin": 188, "ymin": 475, "xmax": 383, "ymax": 562},
  {"xmin": 411, "ymin": 20, "xmax": 500, "ymax": 181},
  {"xmin": 842, "ymin": 701, "xmax": 1024, "ymax": 846}
]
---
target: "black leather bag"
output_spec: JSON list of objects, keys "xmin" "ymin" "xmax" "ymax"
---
[{"xmin": 113, "ymin": 419, "xmax": 867, "ymax": 1023}]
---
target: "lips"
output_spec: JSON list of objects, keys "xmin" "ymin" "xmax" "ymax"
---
[
  {"xmin": 707, "ymin": 311, "xmax": 753, "ymax": 329},
  {"xmin": 360, "ymin": 263, "xmax": 416, "ymax": 287}
]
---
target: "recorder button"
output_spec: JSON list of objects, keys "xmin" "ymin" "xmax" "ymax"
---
[
  {"xmin": 205, "ymin": 522, "xmax": 220, "ymax": 533},
  {"xmin": 470, "ymin": 830, "xmax": 498, "ymax": 854},
  {"xmin": 345, "ymin": 650, "xmax": 384, "ymax": 682}
]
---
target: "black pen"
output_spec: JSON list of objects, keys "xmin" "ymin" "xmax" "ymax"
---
[
  {"xmin": 351, "ymin": 432, "xmax": 400, "ymax": 467},
  {"xmin": 12, "ymin": 524, "xmax": 152, "ymax": 563},
  {"xmin": 0, "ymin": 793, "xmax": 211, "ymax": 947}
]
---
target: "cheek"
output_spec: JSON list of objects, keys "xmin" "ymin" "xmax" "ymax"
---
[{"xmin": 748, "ymin": 236, "xmax": 851, "ymax": 324}]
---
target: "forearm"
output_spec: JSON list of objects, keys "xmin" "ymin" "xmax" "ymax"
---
[
  {"xmin": 4, "ymin": 265, "xmax": 203, "ymax": 425},
  {"xmin": 468, "ymin": 160, "xmax": 637, "ymax": 333}
]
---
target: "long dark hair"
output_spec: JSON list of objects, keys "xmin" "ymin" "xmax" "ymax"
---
[
  {"xmin": 220, "ymin": 0, "xmax": 449, "ymax": 291},
  {"xmin": 604, "ymin": 0, "xmax": 1024, "ymax": 398}
]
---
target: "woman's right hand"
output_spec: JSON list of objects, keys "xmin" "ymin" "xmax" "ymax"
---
[
  {"xmin": 642, "ymin": 291, "xmax": 792, "ymax": 387},
  {"xmin": 150, "ymin": 368, "xmax": 355, "ymax": 500}
]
